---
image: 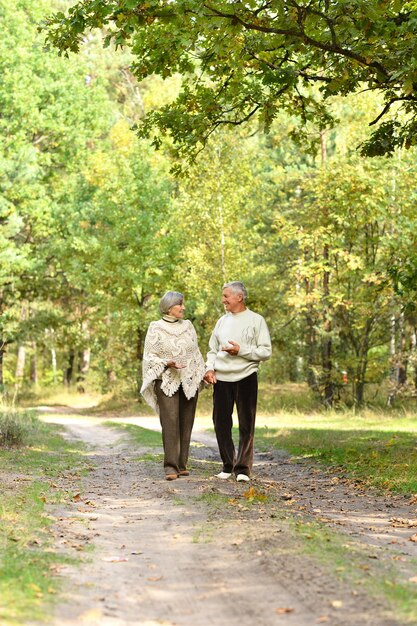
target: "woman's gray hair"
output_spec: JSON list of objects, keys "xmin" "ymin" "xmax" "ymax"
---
[
  {"xmin": 223, "ymin": 281, "xmax": 247, "ymax": 302},
  {"xmin": 159, "ymin": 291, "xmax": 184, "ymax": 314}
]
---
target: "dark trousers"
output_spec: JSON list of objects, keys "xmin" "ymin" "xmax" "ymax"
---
[
  {"xmin": 212, "ymin": 372, "xmax": 258, "ymax": 477},
  {"xmin": 154, "ymin": 381, "xmax": 198, "ymax": 475}
]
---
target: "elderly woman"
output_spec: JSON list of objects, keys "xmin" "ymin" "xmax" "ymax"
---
[{"xmin": 140, "ymin": 291, "xmax": 205, "ymax": 480}]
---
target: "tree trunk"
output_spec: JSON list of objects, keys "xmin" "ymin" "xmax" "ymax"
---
[
  {"xmin": 51, "ymin": 348, "xmax": 57, "ymax": 384},
  {"xmin": 15, "ymin": 345, "xmax": 26, "ymax": 381},
  {"xmin": 304, "ymin": 266, "xmax": 319, "ymax": 391},
  {"xmin": 398, "ymin": 312, "xmax": 407, "ymax": 386},
  {"xmin": 0, "ymin": 342, "xmax": 5, "ymax": 388},
  {"xmin": 388, "ymin": 311, "xmax": 407, "ymax": 405},
  {"xmin": 77, "ymin": 348, "xmax": 91, "ymax": 386},
  {"xmin": 353, "ymin": 320, "xmax": 373, "ymax": 406},
  {"xmin": 355, "ymin": 355, "xmax": 368, "ymax": 406},
  {"xmin": 321, "ymin": 245, "xmax": 334, "ymax": 406},
  {"xmin": 107, "ymin": 369, "xmax": 117, "ymax": 386},
  {"xmin": 64, "ymin": 349, "xmax": 75, "ymax": 386},
  {"xmin": 103, "ymin": 313, "xmax": 117, "ymax": 388},
  {"xmin": 30, "ymin": 342, "xmax": 38, "ymax": 385},
  {"xmin": 320, "ymin": 131, "xmax": 333, "ymax": 406},
  {"xmin": 412, "ymin": 327, "xmax": 417, "ymax": 391}
]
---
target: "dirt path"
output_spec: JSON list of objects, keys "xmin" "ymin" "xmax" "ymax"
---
[{"xmin": 35, "ymin": 413, "xmax": 417, "ymax": 626}]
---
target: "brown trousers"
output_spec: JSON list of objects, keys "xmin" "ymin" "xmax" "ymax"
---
[
  {"xmin": 212, "ymin": 372, "xmax": 258, "ymax": 477},
  {"xmin": 154, "ymin": 381, "xmax": 198, "ymax": 475}
]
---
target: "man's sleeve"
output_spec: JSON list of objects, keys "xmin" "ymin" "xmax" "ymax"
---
[
  {"xmin": 205, "ymin": 321, "xmax": 220, "ymax": 372},
  {"xmin": 238, "ymin": 317, "xmax": 272, "ymax": 362}
]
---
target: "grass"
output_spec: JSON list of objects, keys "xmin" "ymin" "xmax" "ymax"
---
[
  {"xmin": 0, "ymin": 413, "xmax": 88, "ymax": 625},
  {"xmin": 195, "ymin": 381, "xmax": 322, "ymax": 417},
  {"xmin": 291, "ymin": 518, "xmax": 417, "ymax": 623},
  {"xmin": 254, "ymin": 412, "xmax": 417, "ymax": 493},
  {"xmin": 17, "ymin": 380, "xmax": 417, "ymax": 418},
  {"xmin": 0, "ymin": 482, "xmax": 79, "ymax": 624},
  {"xmin": 103, "ymin": 421, "xmax": 162, "ymax": 447},
  {"xmin": 135, "ymin": 452, "xmax": 165, "ymax": 463}
]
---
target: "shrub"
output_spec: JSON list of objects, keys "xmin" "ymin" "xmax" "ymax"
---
[{"xmin": 0, "ymin": 410, "xmax": 39, "ymax": 447}]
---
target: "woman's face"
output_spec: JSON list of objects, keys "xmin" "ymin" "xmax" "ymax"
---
[{"xmin": 168, "ymin": 301, "xmax": 185, "ymax": 319}]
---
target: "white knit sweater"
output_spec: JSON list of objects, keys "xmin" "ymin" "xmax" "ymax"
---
[
  {"xmin": 205, "ymin": 308, "xmax": 272, "ymax": 382},
  {"xmin": 140, "ymin": 318, "xmax": 205, "ymax": 413}
]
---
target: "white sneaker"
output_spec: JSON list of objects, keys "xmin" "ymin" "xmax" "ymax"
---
[
  {"xmin": 236, "ymin": 474, "xmax": 250, "ymax": 482},
  {"xmin": 216, "ymin": 472, "xmax": 232, "ymax": 479}
]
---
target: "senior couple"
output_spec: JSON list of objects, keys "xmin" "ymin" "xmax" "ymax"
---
[{"xmin": 140, "ymin": 282, "xmax": 271, "ymax": 482}]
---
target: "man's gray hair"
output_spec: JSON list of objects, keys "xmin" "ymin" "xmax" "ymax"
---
[
  {"xmin": 223, "ymin": 281, "xmax": 247, "ymax": 302},
  {"xmin": 159, "ymin": 291, "xmax": 184, "ymax": 314}
]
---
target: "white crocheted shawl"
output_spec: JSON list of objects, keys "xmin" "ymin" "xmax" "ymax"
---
[{"xmin": 140, "ymin": 318, "xmax": 205, "ymax": 413}]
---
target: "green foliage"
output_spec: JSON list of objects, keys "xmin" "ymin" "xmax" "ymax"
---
[
  {"xmin": 45, "ymin": 0, "xmax": 417, "ymax": 158},
  {"xmin": 1, "ymin": 0, "xmax": 417, "ymax": 410},
  {"xmin": 0, "ymin": 0, "xmax": 114, "ymax": 361}
]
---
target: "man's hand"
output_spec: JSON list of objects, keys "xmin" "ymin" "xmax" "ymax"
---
[
  {"xmin": 221, "ymin": 340, "xmax": 240, "ymax": 356},
  {"xmin": 204, "ymin": 370, "xmax": 217, "ymax": 384}
]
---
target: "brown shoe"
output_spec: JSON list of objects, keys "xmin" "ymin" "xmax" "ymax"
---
[
  {"xmin": 178, "ymin": 470, "xmax": 190, "ymax": 477},
  {"xmin": 165, "ymin": 473, "xmax": 178, "ymax": 481}
]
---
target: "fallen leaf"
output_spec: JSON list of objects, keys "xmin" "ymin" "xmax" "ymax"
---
[
  {"xmin": 410, "ymin": 534, "xmax": 417, "ymax": 543},
  {"xmin": 72, "ymin": 493, "xmax": 82, "ymax": 502},
  {"xmin": 330, "ymin": 600, "xmax": 343, "ymax": 608},
  {"xmin": 316, "ymin": 617, "xmax": 330, "ymax": 624},
  {"xmin": 147, "ymin": 576, "xmax": 163, "ymax": 582},
  {"xmin": 275, "ymin": 607, "xmax": 294, "ymax": 614},
  {"xmin": 390, "ymin": 517, "xmax": 417, "ymax": 528},
  {"xmin": 243, "ymin": 486, "xmax": 268, "ymax": 502},
  {"xmin": 102, "ymin": 556, "xmax": 128, "ymax": 562},
  {"xmin": 79, "ymin": 608, "xmax": 103, "ymax": 622},
  {"xmin": 408, "ymin": 576, "xmax": 417, "ymax": 583}
]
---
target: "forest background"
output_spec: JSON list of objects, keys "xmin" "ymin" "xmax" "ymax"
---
[{"xmin": 2, "ymin": 0, "xmax": 417, "ymax": 411}]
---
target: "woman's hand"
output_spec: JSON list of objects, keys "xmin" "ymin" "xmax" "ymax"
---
[{"xmin": 165, "ymin": 361, "xmax": 186, "ymax": 369}]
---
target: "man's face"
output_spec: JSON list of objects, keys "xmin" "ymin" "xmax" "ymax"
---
[{"xmin": 221, "ymin": 288, "xmax": 243, "ymax": 313}]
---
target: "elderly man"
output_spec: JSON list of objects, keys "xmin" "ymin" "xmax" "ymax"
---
[{"xmin": 204, "ymin": 281, "xmax": 272, "ymax": 482}]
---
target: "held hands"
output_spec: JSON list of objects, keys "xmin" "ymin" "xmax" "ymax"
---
[
  {"xmin": 165, "ymin": 360, "xmax": 186, "ymax": 369},
  {"xmin": 221, "ymin": 340, "xmax": 240, "ymax": 356},
  {"xmin": 203, "ymin": 370, "xmax": 217, "ymax": 385}
]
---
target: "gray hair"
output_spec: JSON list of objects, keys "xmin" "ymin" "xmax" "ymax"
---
[
  {"xmin": 159, "ymin": 291, "xmax": 184, "ymax": 314},
  {"xmin": 223, "ymin": 281, "xmax": 247, "ymax": 302}
]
